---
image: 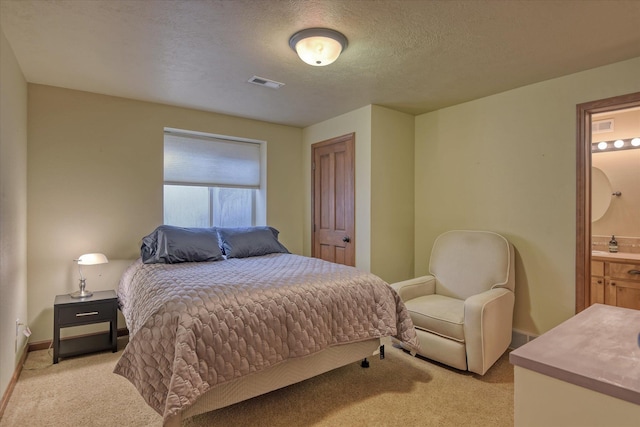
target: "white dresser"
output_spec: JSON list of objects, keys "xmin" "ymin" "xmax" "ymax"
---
[{"xmin": 510, "ymin": 304, "xmax": 640, "ymax": 427}]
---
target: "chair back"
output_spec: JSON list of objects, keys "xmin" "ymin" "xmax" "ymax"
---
[{"xmin": 429, "ymin": 230, "xmax": 514, "ymax": 300}]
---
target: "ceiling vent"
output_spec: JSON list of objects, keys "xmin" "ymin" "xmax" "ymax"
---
[
  {"xmin": 592, "ymin": 119, "xmax": 614, "ymax": 134},
  {"xmin": 248, "ymin": 76, "xmax": 285, "ymax": 89}
]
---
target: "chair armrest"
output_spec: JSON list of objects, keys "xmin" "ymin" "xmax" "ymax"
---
[
  {"xmin": 464, "ymin": 287, "xmax": 513, "ymax": 312},
  {"xmin": 463, "ymin": 288, "xmax": 515, "ymax": 375},
  {"xmin": 391, "ymin": 275, "xmax": 436, "ymax": 302}
]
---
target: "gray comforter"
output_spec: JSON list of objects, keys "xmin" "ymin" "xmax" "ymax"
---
[{"xmin": 114, "ymin": 254, "xmax": 419, "ymax": 422}]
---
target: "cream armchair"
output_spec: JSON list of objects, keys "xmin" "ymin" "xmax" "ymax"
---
[{"xmin": 392, "ymin": 230, "xmax": 515, "ymax": 375}]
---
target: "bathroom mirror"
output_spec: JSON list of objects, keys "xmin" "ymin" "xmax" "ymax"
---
[{"xmin": 592, "ymin": 167, "xmax": 612, "ymax": 222}]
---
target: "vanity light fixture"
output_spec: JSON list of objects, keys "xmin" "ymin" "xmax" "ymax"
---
[
  {"xmin": 592, "ymin": 137, "xmax": 640, "ymax": 153},
  {"xmin": 289, "ymin": 28, "xmax": 348, "ymax": 66}
]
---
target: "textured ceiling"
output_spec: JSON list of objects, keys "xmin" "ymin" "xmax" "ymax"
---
[{"xmin": 2, "ymin": 0, "xmax": 640, "ymax": 127}]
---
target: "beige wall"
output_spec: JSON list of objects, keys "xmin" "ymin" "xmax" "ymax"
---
[
  {"xmin": 592, "ymin": 109, "xmax": 640, "ymax": 239},
  {"xmin": 370, "ymin": 106, "xmax": 415, "ymax": 283},
  {"xmin": 0, "ymin": 26, "xmax": 28, "ymax": 399},
  {"xmin": 301, "ymin": 105, "xmax": 415, "ymax": 283},
  {"xmin": 27, "ymin": 85, "xmax": 303, "ymax": 342},
  {"xmin": 415, "ymin": 57, "xmax": 640, "ymax": 335}
]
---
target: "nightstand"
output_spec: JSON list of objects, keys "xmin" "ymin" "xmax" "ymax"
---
[{"xmin": 53, "ymin": 290, "xmax": 118, "ymax": 363}]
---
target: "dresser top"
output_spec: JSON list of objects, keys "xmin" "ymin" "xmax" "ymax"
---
[{"xmin": 510, "ymin": 303, "xmax": 640, "ymax": 405}]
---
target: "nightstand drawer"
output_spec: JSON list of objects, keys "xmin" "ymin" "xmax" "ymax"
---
[{"xmin": 58, "ymin": 301, "xmax": 115, "ymax": 325}]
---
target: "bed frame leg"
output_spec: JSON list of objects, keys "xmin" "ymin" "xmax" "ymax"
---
[{"xmin": 361, "ymin": 344, "xmax": 385, "ymax": 368}]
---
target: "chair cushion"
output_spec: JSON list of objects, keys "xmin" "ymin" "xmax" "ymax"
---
[{"xmin": 404, "ymin": 294, "xmax": 465, "ymax": 342}]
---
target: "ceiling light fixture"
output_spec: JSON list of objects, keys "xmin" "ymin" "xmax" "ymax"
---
[{"xmin": 289, "ymin": 28, "xmax": 348, "ymax": 66}]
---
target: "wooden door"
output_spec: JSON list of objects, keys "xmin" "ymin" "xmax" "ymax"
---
[
  {"xmin": 311, "ymin": 133, "xmax": 355, "ymax": 266},
  {"xmin": 605, "ymin": 279, "xmax": 640, "ymax": 310},
  {"xmin": 590, "ymin": 260, "xmax": 605, "ymax": 305}
]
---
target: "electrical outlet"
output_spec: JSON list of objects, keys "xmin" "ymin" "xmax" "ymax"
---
[{"xmin": 15, "ymin": 319, "xmax": 29, "ymax": 352}]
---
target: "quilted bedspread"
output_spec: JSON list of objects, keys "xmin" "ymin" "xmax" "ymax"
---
[{"xmin": 114, "ymin": 253, "xmax": 419, "ymax": 422}]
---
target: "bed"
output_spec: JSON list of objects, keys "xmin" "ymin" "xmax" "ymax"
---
[{"xmin": 113, "ymin": 226, "xmax": 419, "ymax": 426}]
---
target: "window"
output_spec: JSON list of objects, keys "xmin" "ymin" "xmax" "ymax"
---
[{"xmin": 163, "ymin": 129, "xmax": 264, "ymax": 227}]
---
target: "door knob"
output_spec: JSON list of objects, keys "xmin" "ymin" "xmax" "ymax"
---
[{"xmin": 342, "ymin": 236, "xmax": 351, "ymax": 243}]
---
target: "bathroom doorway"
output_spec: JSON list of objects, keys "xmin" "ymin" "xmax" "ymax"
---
[{"xmin": 575, "ymin": 92, "xmax": 640, "ymax": 312}]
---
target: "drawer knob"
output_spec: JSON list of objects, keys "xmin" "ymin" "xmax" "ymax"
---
[
  {"xmin": 76, "ymin": 311, "xmax": 99, "ymax": 317},
  {"xmin": 628, "ymin": 269, "xmax": 640, "ymax": 275}
]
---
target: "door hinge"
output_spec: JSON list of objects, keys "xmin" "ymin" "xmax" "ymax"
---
[{"xmin": 312, "ymin": 162, "xmax": 316, "ymax": 170}]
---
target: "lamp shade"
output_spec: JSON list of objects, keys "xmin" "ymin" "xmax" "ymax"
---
[
  {"xmin": 289, "ymin": 28, "xmax": 348, "ymax": 66},
  {"xmin": 77, "ymin": 253, "xmax": 108, "ymax": 265}
]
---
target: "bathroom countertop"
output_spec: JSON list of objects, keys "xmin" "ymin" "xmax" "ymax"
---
[
  {"xmin": 509, "ymin": 303, "xmax": 640, "ymax": 405},
  {"xmin": 591, "ymin": 251, "xmax": 640, "ymax": 263}
]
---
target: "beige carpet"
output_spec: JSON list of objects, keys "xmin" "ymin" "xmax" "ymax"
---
[{"xmin": 1, "ymin": 337, "xmax": 513, "ymax": 426}]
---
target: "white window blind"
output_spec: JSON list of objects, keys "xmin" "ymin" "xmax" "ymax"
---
[{"xmin": 164, "ymin": 131, "xmax": 261, "ymax": 188}]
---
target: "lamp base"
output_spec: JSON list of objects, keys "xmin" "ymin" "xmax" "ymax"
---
[{"xmin": 70, "ymin": 289, "xmax": 93, "ymax": 299}]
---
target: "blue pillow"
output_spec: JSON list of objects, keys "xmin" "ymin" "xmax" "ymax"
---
[
  {"xmin": 141, "ymin": 225, "xmax": 224, "ymax": 264},
  {"xmin": 217, "ymin": 226, "xmax": 289, "ymax": 259}
]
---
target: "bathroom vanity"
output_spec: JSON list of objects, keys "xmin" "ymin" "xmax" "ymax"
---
[{"xmin": 591, "ymin": 252, "xmax": 640, "ymax": 310}]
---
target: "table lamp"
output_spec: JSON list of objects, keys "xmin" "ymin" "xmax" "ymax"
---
[{"xmin": 71, "ymin": 253, "xmax": 108, "ymax": 298}]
